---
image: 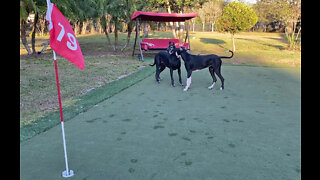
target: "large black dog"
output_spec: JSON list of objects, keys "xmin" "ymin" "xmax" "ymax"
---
[
  {"xmin": 169, "ymin": 46, "xmax": 233, "ymax": 91},
  {"xmin": 149, "ymin": 42, "xmax": 183, "ymax": 87}
]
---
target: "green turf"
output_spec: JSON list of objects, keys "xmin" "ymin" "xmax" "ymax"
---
[
  {"xmin": 20, "ymin": 65, "xmax": 300, "ymax": 180},
  {"xmin": 20, "ymin": 65, "xmax": 155, "ymax": 142}
]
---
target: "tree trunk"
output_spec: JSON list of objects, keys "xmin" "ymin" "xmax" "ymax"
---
[
  {"xmin": 81, "ymin": 21, "xmax": 88, "ymax": 35},
  {"xmin": 20, "ymin": 19, "xmax": 32, "ymax": 55},
  {"xmin": 143, "ymin": 23, "xmax": 148, "ymax": 38},
  {"xmin": 31, "ymin": 12, "xmax": 39, "ymax": 54},
  {"xmin": 231, "ymin": 34, "xmax": 236, "ymax": 52},
  {"xmin": 39, "ymin": 14, "xmax": 46, "ymax": 36},
  {"xmin": 175, "ymin": 22, "xmax": 179, "ymax": 39},
  {"xmin": 73, "ymin": 21, "xmax": 80, "ymax": 35},
  {"xmin": 101, "ymin": 16, "xmax": 114, "ymax": 51},
  {"xmin": 121, "ymin": 21, "xmax": 133, "ymax": 52},
  {"xmin": 114, "ymin": 21, "xmax": 119, "ymax": 51},
  {"xmin": 295, "ymin": 26, "xmax": 301, "ymax": 42},
  {"xmin": 132, "ymin": 19, "xmax": 139, "ymax": 57},
  {"xmin": 37, "ymin": 40, "xmax": 50, "ymax": 54},
  {"xmin": 192, "ymin": 23, "xmax": 195, "ymax": 32},
  {"xmin": 97, "ymin": 18, "xmax": 103, "ymax": 33},
  {"xmin": 286, "ymin": 22, "xmax": 294, "ymax": 34},
  {"xmin": 90, "ymin": 20, "xmax": 95, "ymax": 34},
  {"xmin": 179, "ymin": 21, "xmax": 184, "ymax": 40},
  {"xmin": 104, "ymin": 24, "xmax": 113, "ymax": 51},
  {"xmin": 166, "ymin": 0, "xmax": 177, "ymax": 38}
]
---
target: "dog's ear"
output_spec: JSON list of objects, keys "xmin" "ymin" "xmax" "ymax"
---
[{"xmin": 169, "ymin": 42, "xmax": 172, "ymax": 45}]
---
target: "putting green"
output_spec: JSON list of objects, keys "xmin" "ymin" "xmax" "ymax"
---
[{"xmin": 20, "ymin": 65, "xmax": 301, "ymax": 180}]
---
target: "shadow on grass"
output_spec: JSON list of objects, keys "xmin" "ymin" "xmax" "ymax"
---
[
  {"xmin": 200, "ymin": 38, "xmax": 226, "ymax": 50},
  {"xmin": 200, "ymin": 38, "xmax": 225, "ymax": 45},
  {"xmin": 237, "ymin": 37, "xmax": 286, "ymax": 50}
]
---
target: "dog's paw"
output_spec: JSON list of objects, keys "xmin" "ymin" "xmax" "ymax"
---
[
  {"xmin": 171, "ymin": 84, "xmax": 176, "ymax": 87},
  {"xmin": 183, "ymin": 88, "xmax": 188, "ymax": 91},
  {"xmin": 208, "ymin": 82, "xmax": 215, "ymax": 89},
  {"xmin": 220, "ymin": 87, "xmax": 224, "ymax": 90},
  {"xmin": 179, "ymin": 83, "xmax": 184, "ymax": 86}
]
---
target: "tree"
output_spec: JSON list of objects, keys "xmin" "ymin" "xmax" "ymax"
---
[
  {"xmin": 106, "ymin": 0, "xmax": 129, "ymax": 51},
  {"xmin": 20, "ymin": 0, "xmax": 36, "ymax": 55},
  {"xmin": 216, "ymin": 1, "xmax": 258, "ymax": 52},
  {"xmin": 198, "ymin": 0, "xmax": 224, "ymax": 32},
  {"xmin": 253, "ymin": 0, "xmax": 276, "ymax": 31},
  {"xmin": 253, "ymin": 0, "xmax": 301, "ymax": 49},
  {"xmin": 30, "ymin": 0, "xmax": 47, "ymax": 54},
  {"xmin": 121, "ymin": 0, "xmax": 147, "ymax": 52},
  {"xmin": 148, "ymin": 0, "xmax": 206, "ymax": 39},
  {"xmin": 20, "ymin": 0, "xmax": 91, "ymax": 55},
  {"xmin": 253, "ymin": 0, "xmax": 290, "ymax": 32},
  {"xmin": 94, "ymin": 0, "xmax": 113, "ymax": 50},
  {"xmin": 282, "ymin": 0, "xmax": 301, "ymax": 50}
]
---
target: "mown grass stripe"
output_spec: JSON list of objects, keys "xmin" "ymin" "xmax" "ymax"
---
[{"xmin": 20, "ymin": 66, "xmax": 155, "ymax": 142}]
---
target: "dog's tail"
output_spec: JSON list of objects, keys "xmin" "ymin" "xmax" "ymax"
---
[
  {"xmin": 149, "ymin": 58, "xmax": 156, "ymax": 66},
  {"xmin": 219, "ymin": 50, "xmax": 233, "ymax": 59}
]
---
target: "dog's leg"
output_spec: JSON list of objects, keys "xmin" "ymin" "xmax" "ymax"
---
[
  {"xmin": 170, "ymin": 68, "xmax": 175, "ymax": 87},
  {"xmin": 183, "ymin": 72, "xmax": 192, "ymax": 91},
  {"xmin": 208, "ymin": 67, "xmax": 217, "ymax": 90},
  {"xmin": 178, "ymin": 68, "xmax": 183, "ymax": 86},
  {"xmin": 184, "ymin": 77, "xmax": 192, "ymax": 91},
  {"xmin": 214, "ymin": 66, "xmax": 224, "ymax": 90},
  {"xmin": 155, "ymin": 66, "xmax": 160, "ymax": 83},
  {"xmin": 158, "ymin": 65, "xmax": 165, "ymax": 81}
]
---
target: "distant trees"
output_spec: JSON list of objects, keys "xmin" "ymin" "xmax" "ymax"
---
[
  {"xmin": 20, "ymin": 0, "xmax": 147, "ymax": 53},
  {"xmin": 198, "ymin": 0, "xmax": 224, "ymax": 32},
  {"xmin": 20, "ymin": 0, "xmax": 301, "ymax": 55},
  {"xmin": 148, "ymin": 0, "xmax": 206, "ymax": 40},
  {"xmin": 284, "ymin": 0, "xmax": 301, "ymax": 49},
  {"xmin": 216, "ymin": 1, "xmax": 258, "ymax": 52},
  {"xmin": 253, "ymin": 0, "xmax": 301, "ymax": 49},
  {"xmin": 20, "ymin": 0, "xmax": 42, "ymax": 55}
]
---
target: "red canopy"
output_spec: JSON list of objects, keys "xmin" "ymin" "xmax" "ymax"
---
[{"xmin": 131, "ymin": 11, "xmax": 197, "ymax": 22}]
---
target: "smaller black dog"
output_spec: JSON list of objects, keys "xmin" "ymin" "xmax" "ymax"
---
[
  {"xmin": 149, "ymin": 42, "xmax": 183, "ymax": 87},
  {"xmin": 171, "ymin": 47, "xmax": 233, "ymax": 91}
]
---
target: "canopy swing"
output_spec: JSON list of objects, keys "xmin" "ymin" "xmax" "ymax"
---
[{"xmin": 131, "ymin": 11, "xmax": 197, "ymax": 61}]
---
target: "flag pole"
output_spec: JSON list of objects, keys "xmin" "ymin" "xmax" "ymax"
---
[{"xmin": 53, "ymin": 50, "xmax": 74, "ymax": 178}]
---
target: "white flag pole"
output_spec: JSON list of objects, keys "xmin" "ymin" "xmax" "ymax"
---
[
  {"xmin": 46, "ymin": 0, "xmax": 74, "ymax": 177},
  {"xmin": 53, "ymin": 51, "xmax": 74, "ymax": 178}
]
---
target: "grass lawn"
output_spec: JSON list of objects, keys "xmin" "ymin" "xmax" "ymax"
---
[
  {"xmin": 20, "ymin": 31, "xmax": 301, "ymax": 140},
  {"xmin": 185, "ymin": 32, "xmax": 300, "ymax": 67},
  {"xmin": 20, "ymin": 55, "xmax": 148, "ymax": 127}
]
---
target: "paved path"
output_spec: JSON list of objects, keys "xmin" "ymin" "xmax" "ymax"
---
[{"xmin": 21, "ymin": 65, "xmax": 301, "ymax": 180}]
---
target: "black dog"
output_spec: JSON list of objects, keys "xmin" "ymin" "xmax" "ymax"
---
[
  {"xmin": 170, "ymin": 46, "xmax": 233, "ymax": 91},
  {"xmin": 149, "ymin": 42, "xmax": 183, "ymax": 87}
]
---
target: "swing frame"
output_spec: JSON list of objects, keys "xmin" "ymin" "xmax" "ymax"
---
[{"xmin": 131, "ymin": 11, "xmax": 197, "ymax": 61}]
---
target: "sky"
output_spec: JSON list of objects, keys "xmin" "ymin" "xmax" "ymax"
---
[
  {"xmin": 231, "ymin": 0, "xmax": 257, "ymax": 4},
  {"xmin": 246, "ymin": 0, "xmax": 257, "ymax": 4}
]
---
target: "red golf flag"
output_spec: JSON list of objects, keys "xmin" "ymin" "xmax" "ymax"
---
[{"xmin": 46, "ymin": 2, "xmax": 85, "ymax": 70}]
